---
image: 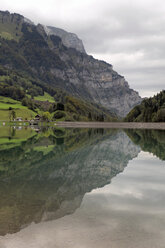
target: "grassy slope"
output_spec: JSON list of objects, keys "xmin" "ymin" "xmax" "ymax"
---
[
  {"xmin": 0, "ymin": 96, "xmax": 27, "ymax": 109},
  {"xmin": 0, "ymin": 96, "xmax": 36, "ymax": 121},
  {"xmin": 34, "ymin": 92, "xmax": 55, "ymax": 102},
  {"xmin": 26, "ymin": 92, "xmax": 55, "ymax": 103}
]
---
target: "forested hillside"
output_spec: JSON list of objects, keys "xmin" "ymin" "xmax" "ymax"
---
[{"xmin": 125, "ymin": 90, "xmax": 165, "ymax": 122}]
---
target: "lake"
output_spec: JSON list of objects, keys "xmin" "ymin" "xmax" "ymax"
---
[{"xmin": 0, "ymin": 126, "xmax": 165, "ymax": 248}]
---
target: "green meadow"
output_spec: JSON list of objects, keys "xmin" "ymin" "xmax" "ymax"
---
[
  {"xmin": 0, "ymin": 96, "xmax": 36, "ymax": 121},
  {"xmin": 33, "ymin": 92, "xmax": 55, "ymax": 102}
]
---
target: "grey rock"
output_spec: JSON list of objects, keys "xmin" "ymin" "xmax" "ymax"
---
[
  {"xmin": 24, "ymin": 17, "xmax": 34, "ymax": 25},
  {"xmin": 50, "ymin": 51, "xmax": 142, "ymax": 117},
  {"xmin": 45, "ymin": 25, "xmax": 86, "ymax": 54}
]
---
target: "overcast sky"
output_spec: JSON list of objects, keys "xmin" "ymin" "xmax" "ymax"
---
[{"xmin": 1, "ymin": 0, "xmax": 165, "ymax": 97}]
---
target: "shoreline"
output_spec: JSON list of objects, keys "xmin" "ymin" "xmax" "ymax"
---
[
  {"xmin": 56, "ymin": 121, "xmax": 165, "ymax": 130},
  {"xmin": 0, "ymin": 121, "xmax": 165, "ymax": 130}
]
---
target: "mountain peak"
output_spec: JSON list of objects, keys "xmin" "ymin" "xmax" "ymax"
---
[{"xmin": 45, "ymin": 26, "xmax": 86, "ymax": 54}]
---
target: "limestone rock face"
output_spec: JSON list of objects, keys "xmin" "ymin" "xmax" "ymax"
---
[
  {"xmin": 45, "ymin": 26, "xmax": 86, "ymax": 54},
  {"xmin": 50, "ymin": 51, "xmax": 142, "ymax": 117}
]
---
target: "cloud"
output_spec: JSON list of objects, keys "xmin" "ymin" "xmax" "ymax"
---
[{"xmin": 0, "ymin": 0, "xmax": 165, "ymax": 97}]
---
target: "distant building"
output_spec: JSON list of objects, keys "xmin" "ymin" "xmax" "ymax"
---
[
  {"xmin": 15, "ymin": 117, "xmax": 23, "ymax": 121},
  {"xmin": 34, "ymin": 114, "xmax": 41, "ymax": 121},
  {"xmin": 29, "ymin": 115, "xmax": 41, "ymax": 125}
]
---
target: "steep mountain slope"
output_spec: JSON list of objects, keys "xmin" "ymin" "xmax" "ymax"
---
[
  {"xmin": 0, "ymin": 10, "xmax": 142, "ymax": 117},
  {"xmin": 125, "ymin": 90, "xmax": 165, "ymax": 122},
  {"xmin": 0, "ymin": 65, "xmax": 117, "ymax": 121}
]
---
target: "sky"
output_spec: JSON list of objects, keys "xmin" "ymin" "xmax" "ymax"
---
[{"xmin": 0, "ymin": 0, "xmax": 165, "ymax": 97}]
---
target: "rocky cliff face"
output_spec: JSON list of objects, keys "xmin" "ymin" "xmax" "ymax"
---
[
  {"xmin": 0, "ymin": 10, "xmax": 142, "ymax": 117},
  {"xmin": 52, "ymin": 51, "xmax": 142, "ymax": 116},
  {"xmin": 45, "ymin": 26, "xmax": 86, "ymax": 54}
]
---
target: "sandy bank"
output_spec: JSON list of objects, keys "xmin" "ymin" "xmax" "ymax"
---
[{"xmin": 56, "ymin": 122, "xmax": 165, "ymax": 129}]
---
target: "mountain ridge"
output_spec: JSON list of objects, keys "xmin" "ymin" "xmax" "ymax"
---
[{"xmin": 0, "ymin": 10, "xmax": 142, "ymax": 117}]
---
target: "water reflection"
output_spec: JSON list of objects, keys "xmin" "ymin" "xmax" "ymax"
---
[
  {"xmin": 126, "ymin": 129, "xmax": 165, "ymax": 160},
  {"xmin": 0, "ymin": 127, "xmax": 165, "ymax": 247},
  {"xmin": 1, "ymin": 151, "xmax": 165, "ymax": 248},
  {"xmin": 0, "ymin": 127, "xmax": 140, "ymax": 235}
]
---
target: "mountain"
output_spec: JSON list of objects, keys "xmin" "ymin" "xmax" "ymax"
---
[
  {"xmin": 0, "ymin": 10, "xmax": 142, "ymax": 117},
  {"xmin": 125, "ymin": 90, "xmax": 165, "ymax": 122}
]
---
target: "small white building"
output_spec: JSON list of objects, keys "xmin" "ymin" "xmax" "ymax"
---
[{"xmin": 15, "ymin": 117, "xmax": 23, "ymax": 121}]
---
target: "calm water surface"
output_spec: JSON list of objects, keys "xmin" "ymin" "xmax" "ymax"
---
[{"xmin": 0, "ymin": 127, "xmax": 165, "ymax": 248}]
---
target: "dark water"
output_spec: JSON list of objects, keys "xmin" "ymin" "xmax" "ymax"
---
[{"xmin": 0, "ymin": 126, "xmax": 165, "ymax": 248}]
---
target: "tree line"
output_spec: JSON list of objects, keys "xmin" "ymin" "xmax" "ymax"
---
[{"xmin": 125, "ymin": 90, "xmax": 165, "ymax": 122}]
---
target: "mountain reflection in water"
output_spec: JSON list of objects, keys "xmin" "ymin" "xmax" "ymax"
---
[{"xmin": 0, "ymin": 127, "xmax": 165, "ymax": 238}]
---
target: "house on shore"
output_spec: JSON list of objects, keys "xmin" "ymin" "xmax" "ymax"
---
[
  {"xmin": 15, "ymin": 117, "xmax": 23, "ymax": 121},
  {"xmin": 34, "ymin": 115, "xmax": 41, "ymax": 121},
  {"xmin": 29, "ymin": 115, "xmax": 41, "ymax": 125}
]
